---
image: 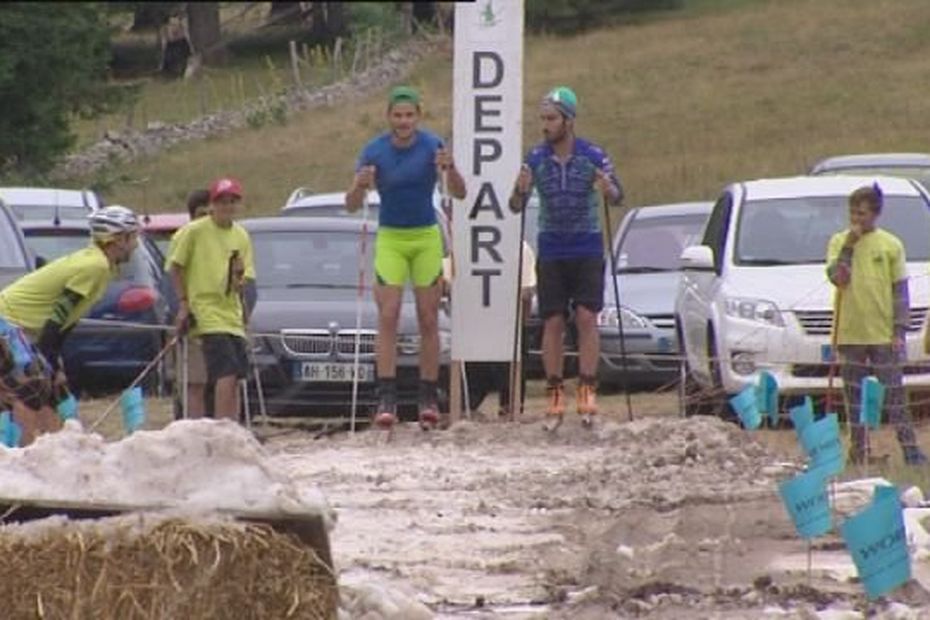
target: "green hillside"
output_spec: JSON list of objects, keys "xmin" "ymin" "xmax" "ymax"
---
[{"xmin": 78, "ymin": 0, "xmax": 930, "ymax": 215}]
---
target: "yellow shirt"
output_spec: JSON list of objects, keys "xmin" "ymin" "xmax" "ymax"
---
[
  {"xmin": 167, "ymin": 217, "xmax": 255, "ymax": 338},
  {"xmin": 0, "ymin": 244, "xmax": 114, "ymax": 334},
  {"xmin": 826, "ymin": 228, "xmax": 906, "ymax": 345}
]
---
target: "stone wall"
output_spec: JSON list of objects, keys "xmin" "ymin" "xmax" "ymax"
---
[{"xmin": 52, "ymin": 36, "xmax": 444, "ymax": 182}]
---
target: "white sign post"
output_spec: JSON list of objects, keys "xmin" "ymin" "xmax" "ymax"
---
[{"xmin": 450, "ymin": 0, "xmax": 525, "ymax": 421}]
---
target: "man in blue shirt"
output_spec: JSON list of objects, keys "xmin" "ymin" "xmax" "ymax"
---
[
  {"xmin": 509, "ymin": 86, "xmax": 623, "ymax": 430},
  {"xmin": 346, "ymin": 85, "xmax": 466, "ymax": 430}
]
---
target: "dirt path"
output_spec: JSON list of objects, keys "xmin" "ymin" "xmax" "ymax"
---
[{"xmin": 263, "ymin": 410, "xmax": 930, "ymax": 618}]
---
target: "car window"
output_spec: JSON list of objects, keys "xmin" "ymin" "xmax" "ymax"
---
[
  {"xmin": 734, "ymin": 195, "xmax": 930, "ymax": 265},
  {"xmin": 815, "ymin": 166, "xmax": 930, "ymax": 191},
  {"xmin": 615, "ymin": 213, "xmax": 709, "ymax": 272},
  {"xmin": 23, "ymin": 230, "xmax": 155, "ymax": 285},
  {"xmin": 251, "ymin": 230, "xmax": 375, "ymax": 289},
  {"xmin": 8, "ymin": 205, "xmax": 90, "ymax": 222},
  {"xmin": 0, "ymin": 211, "xmax": 28, "ymax": 269},
  {"xmin": 283, "ymin": 204, "xmax": 374, "ymax": 218}
]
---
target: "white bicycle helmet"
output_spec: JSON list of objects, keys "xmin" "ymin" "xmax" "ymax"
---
[{"xmin": 88, "ymin": 205, "xmax": 141, "ymax": 242}]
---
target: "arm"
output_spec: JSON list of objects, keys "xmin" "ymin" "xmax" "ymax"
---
[
  {"xmin": 825, "ymin": 233, "xmax": 854, "ymax": 286},
  {"xmin": 509, "ymin": 163, "xmax": 532, "ymax": 214},
  {"xmin": 446, "ymin": 163, "xmax": 466, "ymax": 200},
  {"xmin": 36, "ymin": 289, "xmax": 84, "ymax": 373},
  {"xmin": 346, "ymin": 147, "xmax": 375, "ymax": 213},
  {"xmin": 169, "ymin": 262, "xmax": 191, "ymax": 334},
  {"xmin": 595, "ymin": 151, "xmax": 624, "ymax": 206}
]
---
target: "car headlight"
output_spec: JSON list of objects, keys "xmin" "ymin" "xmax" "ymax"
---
[
  {"xmin": 597, "ymin": 306, "xmax": 649, "ymax": 329},
  {"xmin": 724, "ymin": 297, "xmax": 784, "ymax": 327}
]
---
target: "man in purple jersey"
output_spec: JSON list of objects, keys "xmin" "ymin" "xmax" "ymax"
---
[{"xmin": 509, "ymin": 86, "xmax": 623, "ymax": 430}]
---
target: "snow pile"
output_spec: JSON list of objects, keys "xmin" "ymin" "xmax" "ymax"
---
[{"xmin": 0, "ymin": 419, "xmax": 334, "ymax": 526}]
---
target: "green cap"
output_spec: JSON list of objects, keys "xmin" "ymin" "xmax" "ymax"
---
[
  {"xmin": 542, "ymin": 86, "xmax": 578, "ymax": 118},
  {"xmin": 388, "ymin": 85, "xmax": 421, "ymax": 108}
]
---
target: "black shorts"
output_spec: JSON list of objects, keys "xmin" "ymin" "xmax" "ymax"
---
[
  {"xmin": 201, "ymin": 334, "xmax": 249, "ymax": 383},
  {"xmin": 537, "ymin": 257, "xmax": 605, "ymax": 319}
]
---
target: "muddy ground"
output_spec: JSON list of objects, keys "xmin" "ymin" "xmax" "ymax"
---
[{"xmin": 262, "ymin": 404, "xmax": 930, "ymax": 620}]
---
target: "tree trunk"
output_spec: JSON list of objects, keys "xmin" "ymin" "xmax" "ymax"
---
[
  {"xmin": 399, "ymin": 2, "xmax": 414, "ymax": 36},
  {"xmin": 187, "ymin": 2, "xmax": 227, "ymax": 66},
  {"xmin": 268, "ymin": 1, "xmax": 303, "ymax": 24}
]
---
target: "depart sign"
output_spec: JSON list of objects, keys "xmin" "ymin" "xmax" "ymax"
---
[{"xmin": 451, "ymin": 0, "xmax": 524, "ymax": 361}]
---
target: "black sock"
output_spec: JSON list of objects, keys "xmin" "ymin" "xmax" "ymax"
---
[
  {"xmin": 547, "ymin": 376, "xmax": 563, "ymax": 388},
  {"xmin": 579, "ymin": 374, "xmax": 597, "ymax": 387}
]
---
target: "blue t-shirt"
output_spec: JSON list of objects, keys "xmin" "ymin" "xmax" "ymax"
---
[
  {"xmin": 356, "ymin": 130, "xmax": 442, "ymax": 228},
  {"xmin": 524, "ymin": 137, "xmax": 623, "ymax": 260}
]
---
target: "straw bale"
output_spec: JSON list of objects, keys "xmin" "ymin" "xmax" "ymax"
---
[{"xmin": 0, "ymin": 514, "xmax": 337, "ymax": 619}]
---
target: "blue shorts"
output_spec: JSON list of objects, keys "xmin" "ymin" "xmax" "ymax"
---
[{"xmin": 0, "ymin": 317, "xmax": 53, "ymax": 410}]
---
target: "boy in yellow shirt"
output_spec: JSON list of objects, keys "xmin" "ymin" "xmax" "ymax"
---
[
  {"xmin": 0, "ymin": 206, "xmax": 140, "ymax": 444},
  {"xmin": 167, "ymin": 178, "xmax": 256, "ymax": 421},
  {"xmin": 826, "ymin": 183, "xmax": 926, "ymax": 466}
]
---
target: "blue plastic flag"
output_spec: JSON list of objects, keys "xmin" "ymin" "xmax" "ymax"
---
[
  {"xmin": 120, "ymin": 386, "xmax": 145, "ymax": 434},
  {"xmin": 730, "ymin": 385, "xmax": 761, "ymax": 430},
  {"xmin": 789, "ymin": 396, "xmax": 815, "ymax": 442},
  {"xmin": 840, "ymin": 484, "xmax": 911, "ymax": 600},
  {"xmin": 757, "ymin": 371, "xmax": 779, "ymax": 426},
  {"xmin": 57, "ymin": 394, "xmax": 78, "ymax": 422},
  {"xmin": 778, "ymin": 468, "xmax": 832, "ymax": 539},
  {"xmin": 800, "ymin": 413, "xmax": 845, "ymax": 478},
  {"xmin": 0, "ymin": 411, "xmax": 22, "ymax": 448},
  {"xmin": 860, "ymin": 376, "xmax": 884, "ymax": 430}
]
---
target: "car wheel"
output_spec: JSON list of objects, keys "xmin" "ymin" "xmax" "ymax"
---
[{"xmin": 706, "ymin": 326, "xmax": 736, "ymax": 422}]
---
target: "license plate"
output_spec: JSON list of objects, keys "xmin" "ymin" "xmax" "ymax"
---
[
  {"xmin": 294, "ymin": 362, "xmax": 375, "ymax": 383},
  {"xmin": 821, "ymin": 344, "xmax": 834, "ymax": 363}
]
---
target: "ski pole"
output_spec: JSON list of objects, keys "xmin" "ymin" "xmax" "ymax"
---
[{"xmin": 350, "ymin": 191, "xmax": 371, "ymax": 434}]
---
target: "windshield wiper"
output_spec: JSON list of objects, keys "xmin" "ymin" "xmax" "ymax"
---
[
  {"xmin": 615, "ymin": 266, "xmax": 672, "ymax": 274},
  {"xmin": 739, "ymin": 258, "xmax": 799, "ymax": 266}
]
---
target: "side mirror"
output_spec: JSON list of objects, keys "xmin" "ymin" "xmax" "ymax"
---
[
  {"xmin": 680, "ymin": 245, "xmax": 715, "ymax": 271},
  {"xmin": 35, "ymin": 255, "xmax": 47, "ymax": 270}
]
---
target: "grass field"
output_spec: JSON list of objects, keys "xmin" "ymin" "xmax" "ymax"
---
[{"xmin": 68, "ymin": 0, "xmax": 930, "ymax": 216}]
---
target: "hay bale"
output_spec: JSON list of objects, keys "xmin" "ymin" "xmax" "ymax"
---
[{"xmin": 0, "ymin": 514, "xmax": 337, "ymax": 619}]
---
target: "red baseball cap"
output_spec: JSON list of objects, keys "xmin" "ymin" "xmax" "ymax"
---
[{"xmin": 209, "ymin": 177, "xmax": 243, "ymax": 202}]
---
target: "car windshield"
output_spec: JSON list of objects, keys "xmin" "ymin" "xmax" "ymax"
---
[
  {"xmin": 615, "ymin": 213, "xmax": 708, "ymax": 273},
  {"xmin": 816, "ymin": 166, "xmax": 930, "ymax": 190},
  {"xmin": 735, "ymin": 195, "xmax": 930, "ymax": 265},
  {"xmin": 252, "ymin": 230, "xmax": 378, "ymax": 290},
  {"xmin": 8, "ymin": 204, "xmax": 90, "ymax": 222},
  {"xmin": 23, "ymin": 230, "xmax": 155, "ymax": 285},
  {"xmin": 284, "ymin": 203, "xmax": 377, "ymax": 219},
  {"xmin": 0, "ymin": 215, "xmax": 28, "ymax": 269}
]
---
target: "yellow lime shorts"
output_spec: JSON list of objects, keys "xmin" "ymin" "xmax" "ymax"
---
[{"xmin": 375, "ymin": 225, "xmax": 444, "ymax": 288}]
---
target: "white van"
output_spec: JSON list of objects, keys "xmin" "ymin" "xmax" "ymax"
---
[{"xmin": 675, "ymin": 175, "xmax": 930, "ymax": 416}]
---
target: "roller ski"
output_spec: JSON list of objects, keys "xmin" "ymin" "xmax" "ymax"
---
[
  {"xmin": 418, "ymin": 382, "xmax": 440, "ymax": 431},
  {"xmin": 543, "ymin": 380, "xmax": 565, "ymax": 433},
  {"xmin": 577, "ymin": 380, "xmax": 598, "ymax": 429}
]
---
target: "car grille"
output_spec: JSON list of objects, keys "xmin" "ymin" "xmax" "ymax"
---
[
  {"xmin": 794, "ymin": 307, "xmax": 928, "ymax": 336},
  {"xmin": 336, "ymin": 330, "xmax": 377, "ymax": 357},
  {"xmin": 645, "ymin": 314, "xmax": 676, "ymax": 330},
  {"xmin": 280, "ymin": 330, "xmax": 333, "ymax": 357}
]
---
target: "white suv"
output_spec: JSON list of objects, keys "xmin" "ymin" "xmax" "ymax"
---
[{"xmin": 675, "ymin": 175, "xmax": 930, "ymax": 416}]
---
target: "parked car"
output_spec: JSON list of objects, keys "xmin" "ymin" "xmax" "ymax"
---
[
  {"xmin": 142, "ymin": 212, "xmax": 190, "ymax": 260},
  {"xmin": 810, "ymin": 153, "xmax": 930, "ymax": 190},
  {"xmin": 598, "ymin": 202, "xmax": 713, "ymax": 389},
  {"xmin": 18, "ymin": 219, "xmax": 171, "ymax": 395},
  {"xmin": 0, "ymin": 187, "xmax": 102, "ymax": 222},
  {"xmin": 242, "ymin": 216, "xmax": 452, "ymax": 417},
  {"xmin": 675, "ymin": 175, "xmax": 930, "ymax": 417},
  {"xmin": 0, "ymin": 198, "xmax": 32, "ymax": 290}
]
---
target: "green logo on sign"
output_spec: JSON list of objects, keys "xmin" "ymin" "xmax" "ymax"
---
[{"xmin": 480, "ymin": 0, "xmax": 498, "ymax": 27}]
